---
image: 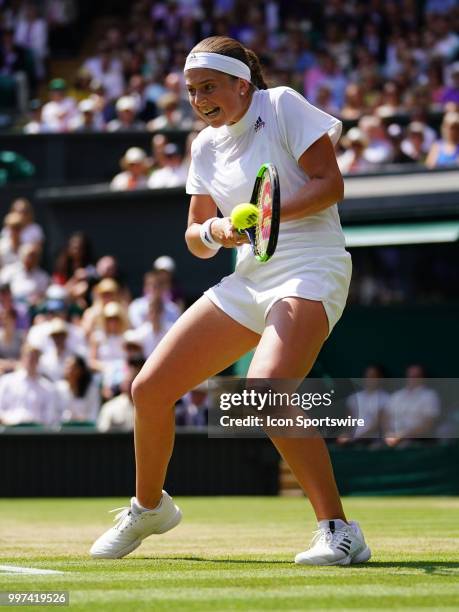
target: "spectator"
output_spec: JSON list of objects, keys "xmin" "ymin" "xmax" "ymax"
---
[
  {"xmin": 81, "ymin": 277, "xmax": 123, "ymax": 336},
  {"xmin": 126, "ymin": 74, "xmax": 157, "ymax": 123},
  {"xmin": 431, "ymin": 15, "xmax": 459, "ymax": 61},
  {"xmin": 337, "ymin": 365, "xmax": 390, "ymax": 445},
  {"xmin": 110, "ymin": 147, "xmax": 149, "ymax": 191},
  {"xmin": 0, "ymin": 26, "xmax": 29, "ymax": 110},
  {"xmin": 0, "ymin": 308, "xmax": 23, "ymax": 374},
  {"xmin": 151, "ymin": 133, "xmax": 168, "ymax": 170},
  {"xmin": 89, "ymin": 301, "xmax": 128, "ymax": 396},
  {"xmin": 70, "ymin": 97, "xmax": 104, "ymax": 132},
  {"xmin": 122, "ymin": 330, "xmax": 145, "ymax": 361},
  {"xmin": 68, "ymin": 67, "xmax": 93, "ymax": 102},
  {"xmin": 26, "ymin": 285, "xmax": 87, "ymax": 354},
  {"xmin": 0, "ymin": 243, "xmax": 49, "ymax": 306},
  {"xmin": 147, "ymin": 142, "xmax": 187, "ymax": 188},
  {"xmin": 23, "ymin": 98, "xmax": 44, "ymax": 134},
  {"xmin": 315, "ymin": 84, "xmax": 340, "ymax": 116},
  {"xmin": 440, "ymin": 63, "xmax": 459, "ymax": 106},
  {"xmin": 95, "ymin": 255, "xmax": 131, "ymax": 303},
  {"xmin": 401, "ymin": 121, "xmax": 428, "ymax": 163},
  {"xmin": 0, "ymin": 344, "xmax": 57, "ymax": 426},
  {"xmin": 83, "ymin": 42, "xmax": 124, "ymax": 101},
  {"xmin": 39, "ymin": 317, "xmax": 77, "ymax": 382},
  {"xmin": 128, "ymin": 295, "xmax": 172, "ymax": 358},
  {"xmin": 375, "ymin": 82, "xmax": 403, "ymax": 118},
  {"xmin": 175, "ymin": 382, "xmax": 209, "ymax": 427},
  {"xmin": 14, "ymin": 2, "xmax": 48, "ymax": 82},
  {"xmin": 107, "ymin": 96, "xmax": 145, "ymax": 132},
  {"xmin": 358, "ymin": 115, "xmax": 392, "ymax": 165},
  {"xmin": 384, "ymin": 365, "xmax": 441, "ymax": 447},
  {"xmin": 340, "ymin": 84, "xmax": 367, "ymax": 120},
  {"xmin": 425, "ymin": 111, "xmax": 459, "ymax": 168},
  {"xmin": 304, "ymin": 51, "xmax": 347, "ymax": 110},
  {"xmin": 0, "ymin": 283, "xmax": 16, "ymax": 322},
  {"xmin": 147, "ymin": 92, "xmax": 194, "ymax": 131},
  {"xmin": 0, "ymin": 212, "xmax": 25, "ymax": 267},
  {"xmin": 162, "ymin": 71, "xmax": 194, "ymax": 119},
  {"xmin": 128, "ymin": 269, "xmax": 180, "ymax": 329},
  {"xmin": 5, "ymin": 197, "xmax": 44, "ymax": 246},
  {"xmin": 41, "ymin": 78, "xmax": 78, "ymax": 132},
  {"xmin": 387, "ymin": 124, "xmax": 416, "ymax": 164},
  {"xmin": 338, "ymin": 128, "xmax": 377, "ymax": 175},
  {"xmin": 97, "ymin": 357, "xmax": 144, "ymax": 432},
  {"xmin": 53, "ymin": 231, "xmax": 95, "ymax": 286},
  {"xmin": 152, "ymin": 255, "xmax": 185, "ymax": 311},
  {"xmin": 56, "ymin": 355, "xmax": 101, "ymax": 424}
]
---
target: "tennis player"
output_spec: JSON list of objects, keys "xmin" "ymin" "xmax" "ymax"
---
[{"xmin": 91, "ymin": 36, "xmax": 371, "ymax": 566}]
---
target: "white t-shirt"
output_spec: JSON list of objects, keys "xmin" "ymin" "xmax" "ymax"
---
[
  {"xmin": 186, "ymin": 87, "xmax": 344, "ymax": 280},
  {"xmin": 346, "ymin": 389, "xmax": 390, "ymax": 438},
  {"xmin": 56, "ymin": 379, "xmax": 101, "ymax": 423},
  {"xmin": 386, "ymin": 386, "xmax": 441, "ymax": 435},
  {"xmin": 0, "ymin": 369, "xmax": 57, "ymax": 426},
  {"xmin": 129, "ymin": 321, "xmax": 172, "ymax": 357}
]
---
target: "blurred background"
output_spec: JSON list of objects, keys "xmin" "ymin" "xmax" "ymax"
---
[{"xmin": 0, "ymin": 0, "xmax": 458, "ymax": 499}]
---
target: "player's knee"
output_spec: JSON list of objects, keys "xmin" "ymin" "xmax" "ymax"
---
[{"xmin": 131, "ymin": 371, "xmax": 176, "ymax": 410}]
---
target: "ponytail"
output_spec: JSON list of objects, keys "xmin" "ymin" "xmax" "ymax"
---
[{"xmin": 244, "ymin": 48, "xmax": 268, "ymax": 90}]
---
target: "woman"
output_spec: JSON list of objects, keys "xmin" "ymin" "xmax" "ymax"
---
[
  {"xmin": 5, "ymin": 198, "xmax": 44, "ymax": 246},
  {"xmin": 91, "ymin": 36, "xmax": 371, "ymax": 566},
  {"xmin": 425, "ymin": 111, "xmax": 459, "ymax": 169},
  {"xmin": 88, "ymin": 301, "xmax": 128, "ymax": 398},
  {"xmin": 56, "ymin": 355, "xmax": 100, "ymax": 423}
]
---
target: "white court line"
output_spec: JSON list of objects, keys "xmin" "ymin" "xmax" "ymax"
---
[{"xmin": 0, "ymin": 565, "xmax": 64, "ymax": 575}]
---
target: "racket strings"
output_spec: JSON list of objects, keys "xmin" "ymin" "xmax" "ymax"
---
[{"xmin": 255, "ymin": 175, "xmax": 271, "ymax": 258}]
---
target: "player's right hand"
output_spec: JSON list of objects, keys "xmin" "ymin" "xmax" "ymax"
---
[{"xmin": 210, "ymin": 217, "xmax": 250, "ymax": 248}]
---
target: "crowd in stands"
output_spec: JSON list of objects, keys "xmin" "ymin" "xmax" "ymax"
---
[
  {"xmin": 1, "ymin": 1, "xmax": 458, "ymax": 175},
  {"xmin": 0, "ymin": 196, "xmax": 209, "ymax": 430},
  {"xmin": 336, "ymin": 363, "xmax": 445, "ymax": 447}
]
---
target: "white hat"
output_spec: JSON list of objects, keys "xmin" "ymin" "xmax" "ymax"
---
[
  {"xmin": 153, "ymin": 255, "xmax": 176, "ymax": 273},
  {"xmin": 78, "ymin": 98, "xmax": 96, "ymax": 113},
  {"xmin": 49, "ymin": 318, "xmax": 68, "ymax": 336},
  {"xmin": 116, "ymin": 96, "xmax": 136, "ymax": 112},
  {"xmin": 103, "ymin": 301, "xmax": 123, "ymax": 318},
  {"xmin": 46, "ymin": 284, "xmax": 68, "ymax": 300},
  {"xmin": 345, "ymin": 127, "xmax": 368, "ymax": 146},
  {"xmin": 123, "ymin": 329, "xmax": 143, "ymax": 346},
  {"xmin": 123, "ymin": 147, "xmax": 146, "ymax": 164}
]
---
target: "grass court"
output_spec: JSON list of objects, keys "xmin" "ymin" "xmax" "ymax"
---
[{"xmin": 1, "ymin": 497, "xmax": 458, "ymax": 610}]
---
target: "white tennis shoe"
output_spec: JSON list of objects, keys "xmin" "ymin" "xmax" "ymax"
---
[
  {"xmin": 295, "ymin": 519, "xmax": 371, "ymax": 566},
  {"xmin": 90, "ymin": 490, "xmax": 182, "ymax": 559}
]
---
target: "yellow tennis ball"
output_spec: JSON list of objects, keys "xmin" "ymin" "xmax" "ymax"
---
[{"xmin": 230, "ymin": 203, "xmax": 259, "ymax": 230}]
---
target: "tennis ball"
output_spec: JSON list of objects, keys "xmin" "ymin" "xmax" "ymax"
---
[{"xmin": 230, "ymin": 203, "xmax": 259, "ymax": 230}]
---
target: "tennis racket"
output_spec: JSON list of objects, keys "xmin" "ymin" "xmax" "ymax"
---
[{"xmin": 244, "ymin": 163, "xmax": 280, "ymax": 262}]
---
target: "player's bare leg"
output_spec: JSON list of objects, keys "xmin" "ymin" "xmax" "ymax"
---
[
  {"xmin": 248, "ymin": 297, "xmax": 370, "ymax": 565},
  {"xmin": 132, "ymin": 296, "xmax": 259, "ymax": 508},
  {"xmin": 247, "ymin": 297, "xmax": 344, "ymax": 520},
  {"xmin": 90, "ymin": 296, "xmax": 259, "ymax": 558}
]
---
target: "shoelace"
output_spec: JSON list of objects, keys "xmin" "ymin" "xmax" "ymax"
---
[
  {"xmin": 109, "ymin": 506, "xmax": 134, "ymax": 530},
  {"xmin": 310, "ymin": 526, "xmax": 350, "ymax": 549}
]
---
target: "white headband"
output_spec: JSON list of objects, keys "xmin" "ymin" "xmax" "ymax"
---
[{"xmin": 184, "ymin": 51, "xmax": 251, "ymax": 82}]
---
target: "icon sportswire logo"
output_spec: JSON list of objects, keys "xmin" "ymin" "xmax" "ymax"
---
[{"xmin": 254, "ymin": 116, "xmax": 266, "ymax": 132}]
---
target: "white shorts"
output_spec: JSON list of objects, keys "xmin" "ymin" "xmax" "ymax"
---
[{"xmin": 205, "ymin": 246, "xmax": 352, "ymax": 336}]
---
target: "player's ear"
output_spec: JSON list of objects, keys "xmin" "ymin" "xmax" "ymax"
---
[{"xmin": 237, "ymin": 79, "xmax": 250, "ymax": 97}]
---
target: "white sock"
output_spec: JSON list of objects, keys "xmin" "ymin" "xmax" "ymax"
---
[{"xmin": 132, "ymin": 495, "xmax": 163, "ymax": 514}]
